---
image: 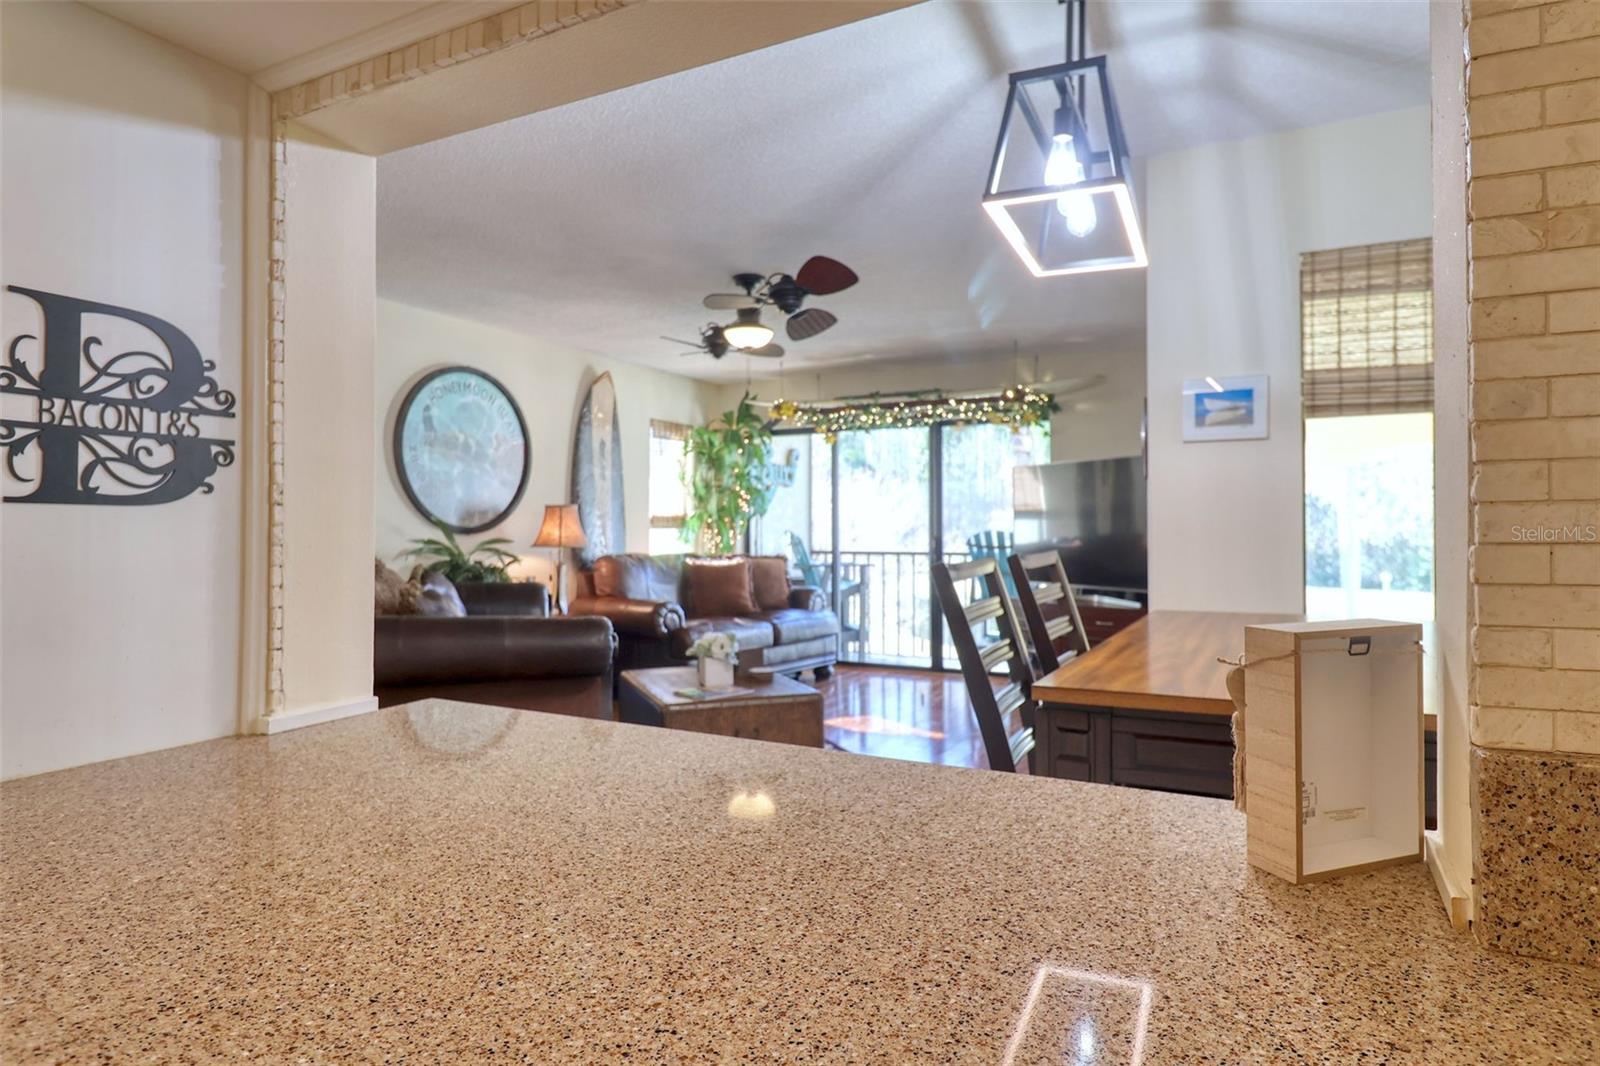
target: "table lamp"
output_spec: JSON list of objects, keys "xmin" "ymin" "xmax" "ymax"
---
[{"xmin": 534, "ymin": 503, "xmax": 587, "ymax": 614}]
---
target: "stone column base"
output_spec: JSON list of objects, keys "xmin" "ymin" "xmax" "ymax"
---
[{"xmin": 1472, "ymin": 747, "xmax": 1600, "ymax": 968}]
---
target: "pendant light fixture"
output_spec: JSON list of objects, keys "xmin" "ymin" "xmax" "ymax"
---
[{"xmin": 982, "ymin": 0, "xmax": 1147, "ymax": 277}]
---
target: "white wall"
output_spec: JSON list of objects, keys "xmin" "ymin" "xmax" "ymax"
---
[
  {"xmin": 1427, "ymin": 0, "xmax": 1472, "ymax": 920},
  {"xmin": 281, "ymin": 126, "xmax": 377, "ymax": 720},
  {"xmin": 375, "ymin": 299, "xmax": 722, "ymax": 580},
  {"xmin": 0, "ymin": 2, "xmax": 250, "ymax": 777},
  {"xmin": 1145, "ymin": 107, "xmax": 1432, "ymax": 613},
  {"xmin": 726, "ymin": 345, "xmax": 1147, "ymax": 465}
]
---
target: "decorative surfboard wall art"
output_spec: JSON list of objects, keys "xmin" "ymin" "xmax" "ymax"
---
[
  {"xmin": 571, "ymin": 371, "xmax": 624, "ymax": 567},
  {"xmin": 1, "ymin": 286, "xmax": 237, "ymax": 505},
  {"xmin": 393, "ymin": 366, "xmax": 530, "ymax": 533}
]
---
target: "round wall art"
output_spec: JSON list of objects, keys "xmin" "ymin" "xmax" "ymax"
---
[{"xmin": 393, "ymin": 367, "xmax": 530, "ymax": 533}]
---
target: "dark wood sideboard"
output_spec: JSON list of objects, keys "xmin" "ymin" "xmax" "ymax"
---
[{"xmin": 1073, "ymin": 593, "xmax": 1148, "ymax": 646}]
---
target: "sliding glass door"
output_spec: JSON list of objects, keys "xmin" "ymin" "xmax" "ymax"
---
[
  {"xmin": 755, "ymin": 422, "xmax": 1048, "ymax": 670},
  {"xmin": 938, "ymin": 423, "xmax": 1052, "ymax": 667},
  {"xmin": 835, "ymin": 428, "xmax": 933, "ymax": 666}
]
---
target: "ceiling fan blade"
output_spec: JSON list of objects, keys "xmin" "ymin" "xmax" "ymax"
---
[
  {"xmin": 703, "ymin": 293, "xmax": 759, "ymax": 310},
  {"xmin": 743, "ymin": 343, "xmax": 785, "ymax": 359},
  {"xmin": 661, "ymin": 335, "xmax": 706, "ymax": 347},
  {"xmin": 786, "ymin": 307, "xmax": 837, "ymax": 342},
  {"xmin": 794, "ymin": 256, "xmax": 858, "ymax": 296}
]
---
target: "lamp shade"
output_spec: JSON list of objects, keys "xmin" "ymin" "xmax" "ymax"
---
[
  {"xmin": 534, "ymin": 504, "xmax": 588, "ymax": 549},
  {"xmin": 722, "ymin": 307, "xmax": 774, "ymax": 350}
]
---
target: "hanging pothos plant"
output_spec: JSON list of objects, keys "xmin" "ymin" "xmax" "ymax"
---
[{"xmin": 684, "ymin": 393, "xmax": 774, "ymax": 555}]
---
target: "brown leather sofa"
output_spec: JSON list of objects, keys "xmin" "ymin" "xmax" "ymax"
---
[
  {"xmin": 375, "ymin": 580, "xmax": 616, "ymax": 719},
  {"xmin": 570, "ymin": 553, "xmax": 839, "ymax": 678}
]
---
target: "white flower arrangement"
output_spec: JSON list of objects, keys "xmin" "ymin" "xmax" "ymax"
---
[{"xmin": 685, "ymin": 631, "xmax": 738, "ymax": 663}]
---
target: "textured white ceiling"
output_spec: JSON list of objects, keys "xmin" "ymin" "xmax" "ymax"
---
[{"xmin": 377, "ymin": 0, "xmax": 1429, "ymax": 382}]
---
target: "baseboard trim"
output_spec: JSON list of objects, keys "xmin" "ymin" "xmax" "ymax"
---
[
  {"xmin": 261, "ymin": 696, "xmax": 380, "ymax": 735},
  {"xmin": 1424, "ymin": 830, "xmax": 1474, "ymax": 931}
]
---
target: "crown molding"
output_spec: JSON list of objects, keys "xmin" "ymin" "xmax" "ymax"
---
[{"xmin": 251, "ymin": 2, "xmax": 516, "ymax": 93}]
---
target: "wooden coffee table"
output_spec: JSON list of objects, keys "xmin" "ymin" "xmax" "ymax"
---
[{"xmin": 618, "ymin": 667, "xmax": 824, "ymax": 748}]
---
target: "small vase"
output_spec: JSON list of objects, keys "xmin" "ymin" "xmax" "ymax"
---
[{"xmin": 698, "ymin": 656, "xmax": 735, "ymax": 690}]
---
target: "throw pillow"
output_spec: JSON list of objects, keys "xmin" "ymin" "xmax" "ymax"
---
[
  {"xmin": 748, "ymin": 556, "xmax": 792, "ymax": 612},
  {"xmin": 374, "ymin": 559, "xmax": 421, "ymax": 616},
  {"xmin": 412, "ymin": 567, "xmax": 468, "ymax": 618},
  {"xmin": 593, "ymin": 553, "xmax": 681, "ymax": 603},
  {"xmin": 684, "ymin": 557, "xmax": 758, "ymax": 617}
]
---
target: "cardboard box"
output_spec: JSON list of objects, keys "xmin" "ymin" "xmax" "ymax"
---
[{"xmin": 1243, "ymin": 619, "xmax": 1423, "ymax": 883}]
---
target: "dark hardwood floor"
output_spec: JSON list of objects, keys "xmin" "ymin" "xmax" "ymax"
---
[{"xmin": 810, "ymin": 665, "xmax": 1013, "ymax": 771}]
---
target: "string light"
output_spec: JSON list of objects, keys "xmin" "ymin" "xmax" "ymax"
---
[{"xmin": 769, "ymin": 386, "xmax": 1059, "ymax": 443}]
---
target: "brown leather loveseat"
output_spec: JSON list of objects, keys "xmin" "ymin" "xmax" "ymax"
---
[{"xmin": 570, "ymin": 553, "xmax": 839, "ymax": 679}]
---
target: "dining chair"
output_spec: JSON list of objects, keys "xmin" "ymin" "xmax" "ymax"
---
[
  {"xmin": 932, "ymin": 557, "xmax": 1036, "ymax": 774},
  {"xmin": 1007, "ymin": 549, "xmax": 1092, "ymax": 675}
]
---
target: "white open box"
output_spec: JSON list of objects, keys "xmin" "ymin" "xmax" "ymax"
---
[{"xmin": 1243, "ymin": 619, "xmax": 1423, "ymax": 884}]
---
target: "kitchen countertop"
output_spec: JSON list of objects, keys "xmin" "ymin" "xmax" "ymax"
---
[{"xmin": 3, "ymin": 701, "xmax": 1596, "ymax": 1063}]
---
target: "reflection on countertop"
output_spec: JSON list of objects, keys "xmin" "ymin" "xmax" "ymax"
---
[{"xmin": 2, "ymin": 700, "xmax": 1596, "ymax": 1063}]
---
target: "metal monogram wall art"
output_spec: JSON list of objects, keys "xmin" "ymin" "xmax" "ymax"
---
[{"xmin": 1, "ymin": 286, "xmax": 236, "ymax": 505}]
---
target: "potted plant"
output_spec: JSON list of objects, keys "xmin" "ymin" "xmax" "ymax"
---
[
  {"xmin": 684, "ymin": 393, "xmax": 775, "ymax": 555},
  {"xmin": 686, "ymin": 632, "xmax": 739, "ymax": 690},
  {"xmin": 402, "ymin": 522, "xmax": 520, "ymax": 592}
]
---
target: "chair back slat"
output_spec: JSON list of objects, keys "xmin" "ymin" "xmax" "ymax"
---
[
  {"xmin": 1032, "ymin": 582, "xmax": 1066, "ymax": 606},
  {"xmin": 994, "ymin": 681, "xmax": 1026, "ymax": 720},
  {"xmin": 1008, "ymin": 727, "xmax": 1036, "ymax": 770},
  {"xmin": 964, "ymin": 594, "xmax": 1006, "ymax": 625},
  {"xmin": 1045, "ymin": 615, "xmax": 1078, "ymax": 641},
  {"xmin": 933, "ymin": 557, "xmax": 1037, "ymax": 773},
  {"xmin": 943, "ymin": 557, "xmax": 995, "ymax": 582},
  {"xmin": 1015, "ymin": 549, "xmax": 1059, "ymax": 569},
  {"xmin": 1007, "ymin": 550, "xmax": 1092, "ymax": 675},
  {"xmin": 977, "ymin": 636, "xmax": 1015, "ymax": 671}
]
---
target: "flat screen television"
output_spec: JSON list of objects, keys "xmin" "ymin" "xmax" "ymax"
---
[{"xmin": 1012, "ymin": 456, "xmax": 1148, "ymax": 593}]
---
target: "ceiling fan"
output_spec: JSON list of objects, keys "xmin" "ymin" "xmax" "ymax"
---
[
  {"xmin": 701, "ymin": 255, "xmax": 859, "ymax": 342},
  {"xmin": 660, "ymin": 322, "xmax": 784, "ymax": 360}
]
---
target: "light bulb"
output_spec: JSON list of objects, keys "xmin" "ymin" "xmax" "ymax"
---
[
  {"xmin": 723, "ymin": 308, "xmax": 774, "ymax": 350},
  {"xmin": 1044, "ymin": 133, "xmax": 1097, "ymax": 237}
]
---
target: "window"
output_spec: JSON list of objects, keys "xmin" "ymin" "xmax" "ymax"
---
[
  {"xmin": 939, "ymin": 422, "xmax": 1051, "ymax": 554},
  {"xmin": 751, "ymin": 422, "xmax": 1050, "ymax": 668},
  {"xmin": 648, "ymin": 420, "xmax": 692, "ymax": 554},
  {"xmin": 1301, "ymin": 238, "xmax": 1434, "ymax": 621}
]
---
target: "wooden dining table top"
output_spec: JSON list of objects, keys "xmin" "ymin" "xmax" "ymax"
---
[
  {"xmin": 1033, "ymin": 610, "xmax": 1295, "ymax": 716},
  {"xmin": 1034, "ymin": 609, "xmax": 1441, "ymax": 729}
]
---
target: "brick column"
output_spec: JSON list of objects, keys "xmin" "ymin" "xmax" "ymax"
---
[{"xmin": 1466, "ymin": 0, "xmax": 1599, "ymax": 967}]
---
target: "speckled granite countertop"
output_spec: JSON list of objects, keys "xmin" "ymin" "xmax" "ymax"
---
[{"xmin": 3, "ymin": 701, "xmax": 1596, "ymax": 1063}]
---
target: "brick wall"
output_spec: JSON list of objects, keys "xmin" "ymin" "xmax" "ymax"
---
[
  {"xmin": 1466, "ymin": 0, "xmax": 1600, "ymax": 966},
  {"xmin": 1468, "ymin": 0, "xmax": 1600, "ymax": 757}
]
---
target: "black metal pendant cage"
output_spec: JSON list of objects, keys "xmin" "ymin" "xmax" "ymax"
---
[{"xmin": 982, "ymin": 55, "xmax": 1146, "ymax": 277}]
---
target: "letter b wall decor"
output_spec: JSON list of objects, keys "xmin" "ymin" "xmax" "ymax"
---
[{"xmin": 0, "ymin": 286, "xmax": 237, "ymax": 505}]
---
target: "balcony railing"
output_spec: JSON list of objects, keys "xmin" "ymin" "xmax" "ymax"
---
[{"xmin": 809, "ymin": 550, "xmax": 985, "ymax": 668}]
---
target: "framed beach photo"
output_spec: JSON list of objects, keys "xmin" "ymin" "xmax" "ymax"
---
[{"xmin": 1182, "ymin": 374, "xmax": 1269, "ymax": 442}]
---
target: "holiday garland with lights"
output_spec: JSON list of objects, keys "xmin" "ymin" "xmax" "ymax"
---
[{"xmin": 769, "ymin": 386, "xmax": 1059, "ymax": 442}]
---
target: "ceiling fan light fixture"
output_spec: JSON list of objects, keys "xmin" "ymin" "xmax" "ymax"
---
[{"xmin": 723, "ymin": 307, "xmax": 774, "ymax": 350}]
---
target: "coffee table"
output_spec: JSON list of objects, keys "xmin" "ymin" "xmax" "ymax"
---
[{"xmin": 618, "ymin": 666, "xmax": 824, "ymax": 748}]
